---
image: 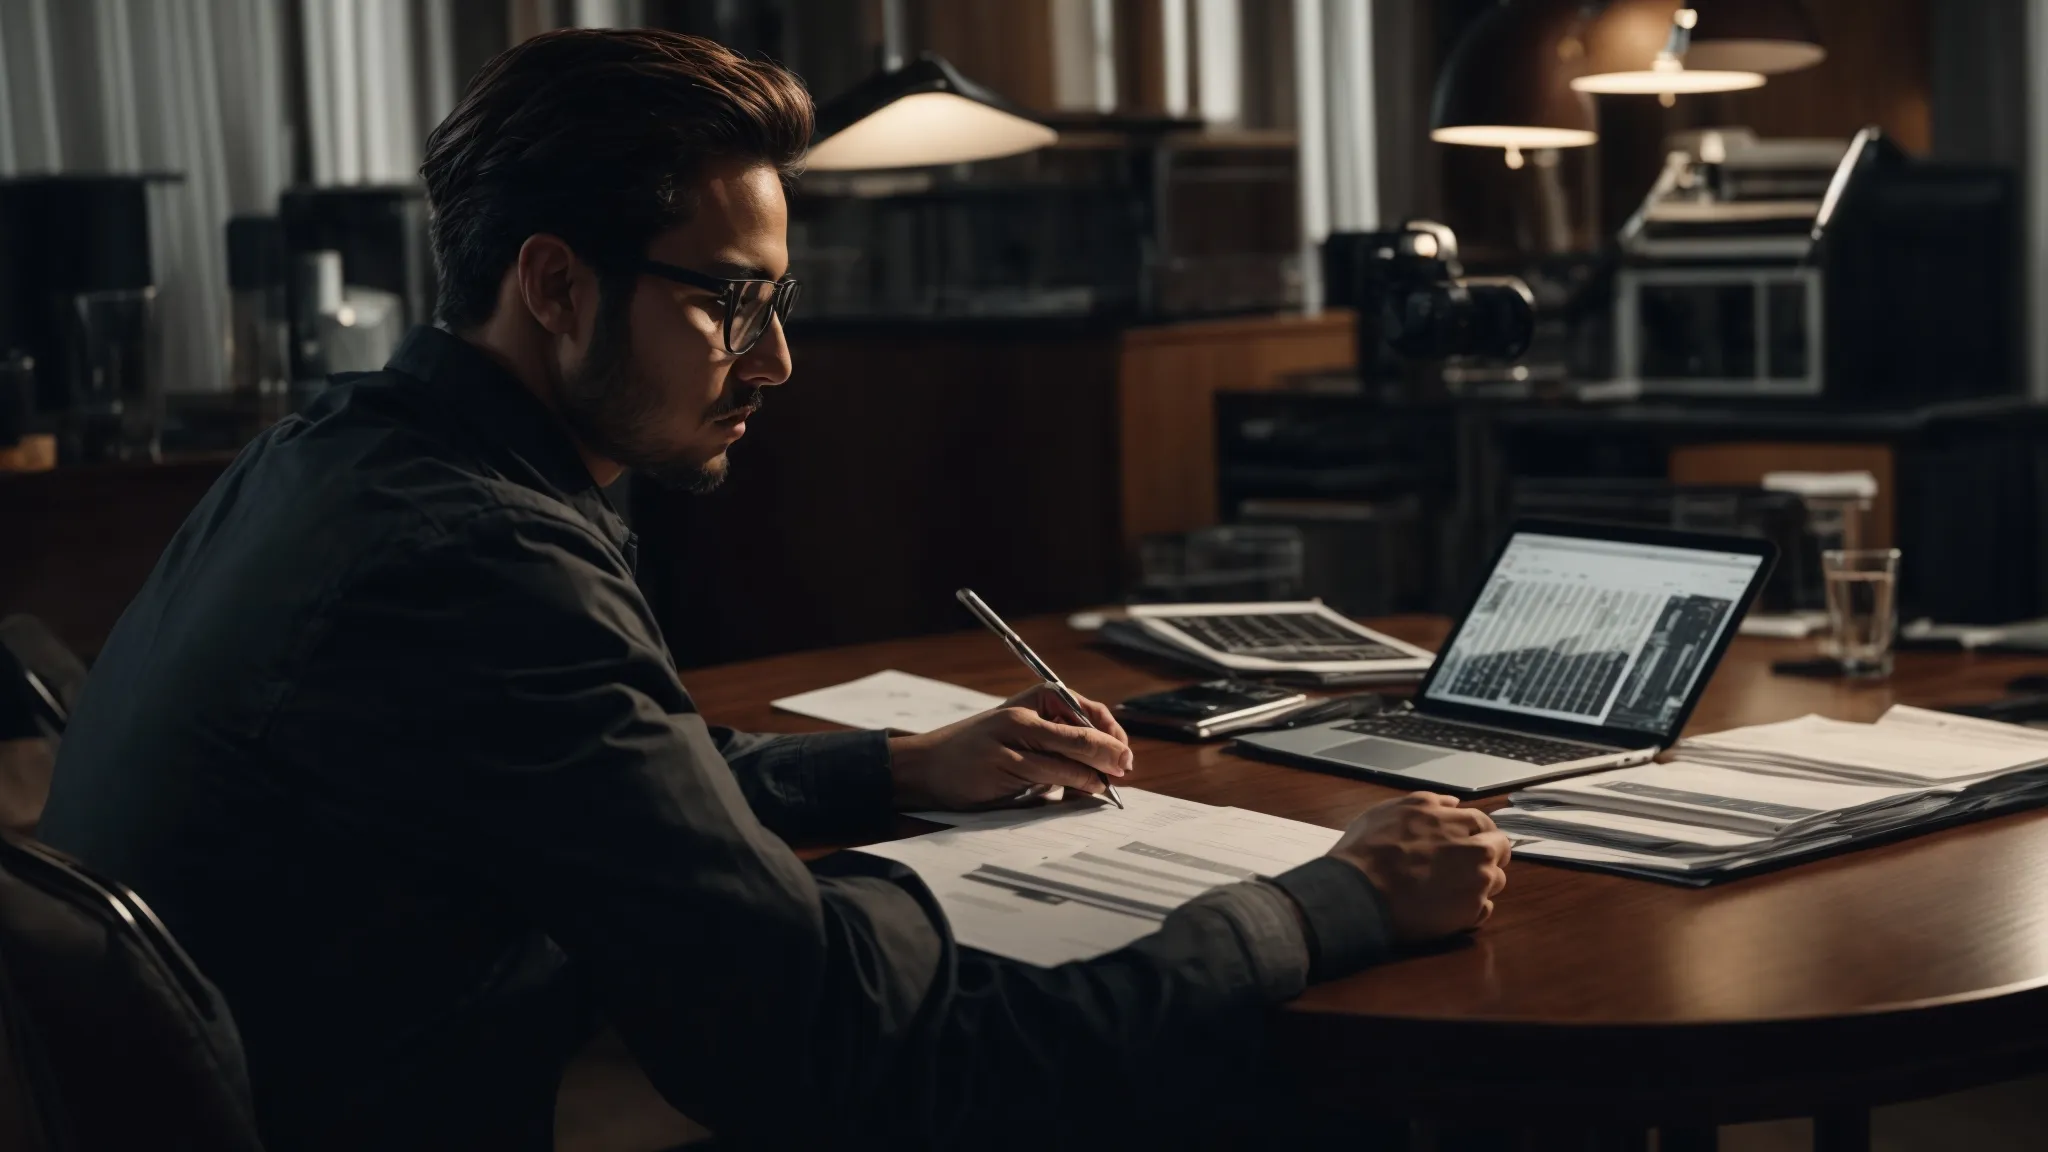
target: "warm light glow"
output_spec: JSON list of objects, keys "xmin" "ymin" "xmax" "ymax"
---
[
  {"xmin": 1430, "ymin": 125, "xmax": 1598, "ymax": 149},
  {"xmin": 1572, "ymin": 67, "xmax": 1766, "ymax": 94},
  {"xmin": 1684, "ymin": 39, "xmax": 1827, "ymax": 74},
  {"xmin": 805, "ymin": 91, "xmax": 1059, "ymax": 171},
  {"xmin": 1503, "ymin": 145, "xmax": 1525, "ymax": 169}
]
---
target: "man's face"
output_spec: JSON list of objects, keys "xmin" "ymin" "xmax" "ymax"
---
[{"xmin": 557, "ymin": 158, "xmax": 792, "ymax": 491}]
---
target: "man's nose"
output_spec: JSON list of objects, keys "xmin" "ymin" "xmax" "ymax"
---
[{"xmin": 738, "ymin": 315, "xmax": 792, "ymax": 387}]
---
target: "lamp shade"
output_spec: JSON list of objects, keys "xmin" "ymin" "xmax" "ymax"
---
[
  {"xmin": 807, "ymin": 53, "xmax": 1059, "ymax": 172},
  {"xmin": 1682, "ymin": 0, "xmax": 1826, "ymax": 74},
  {"xmin": 1431, "ymin": 0, "xmax": 1599, "ymax": 155},
  {"xmin": 1572, "ymin": 0, "xmax": 1817, "ymax": 95}
]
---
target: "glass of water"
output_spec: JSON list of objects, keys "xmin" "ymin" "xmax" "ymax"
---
[{"xmin": 1823, "ymin": 548, "xmax": 1901, "ymax": 679}]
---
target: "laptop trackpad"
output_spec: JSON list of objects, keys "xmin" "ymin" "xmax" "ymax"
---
[{"xmin": 1322, "ymin": 738, "xmax": 1452, "ymax": 772}]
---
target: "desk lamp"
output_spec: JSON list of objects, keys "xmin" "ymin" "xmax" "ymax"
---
[
  {"xmin": 1571, "ymin": 0, "xmax": 1823, "ymax": 104},
  {"xmin": 806, "ymin": 52, "xmax": 1057, "ymax": 171},
  {"xmin": 1430, "ymin": 0, "xmax": 1599, "ymax": 170}
]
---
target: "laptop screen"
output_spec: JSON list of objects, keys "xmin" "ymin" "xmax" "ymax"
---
[{"xmin": 1421, "ymin": 531, "xmax": 1767, "ymax": 737}]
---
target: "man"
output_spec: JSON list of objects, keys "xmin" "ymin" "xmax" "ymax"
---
[{"xmin": 40, "ymin": 29, "xmax": 1509, "ymax": 1151}]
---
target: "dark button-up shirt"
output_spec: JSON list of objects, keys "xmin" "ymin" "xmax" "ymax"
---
[{"xmin": 40, "ymin": 327, "xmax": 1391, "ymax": 1150}]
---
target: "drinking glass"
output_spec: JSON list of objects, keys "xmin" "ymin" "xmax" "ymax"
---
[
  {"xmin": 1823, "ymin": 548, "xmax": 1900, "ymax": 679},
  {"xmin": 65, "ymin": 287, "xmax": 161, "ymax": 462}
]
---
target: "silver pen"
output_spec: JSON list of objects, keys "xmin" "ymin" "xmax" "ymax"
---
[{"xmin": 955, "ymin": 588, "xmax": 1126, "ymax": 809}]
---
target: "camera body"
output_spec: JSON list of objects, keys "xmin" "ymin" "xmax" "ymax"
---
[{"xmin": 1322, "ymin": 221, "xmax": 1536, "ymax": 388}]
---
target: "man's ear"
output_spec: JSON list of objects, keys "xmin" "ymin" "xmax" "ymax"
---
[{"xmin": 513, "ymin": 234, "xmax": 589, "ymax": 338}]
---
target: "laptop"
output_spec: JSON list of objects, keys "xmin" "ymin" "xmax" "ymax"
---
[{"xmin": 1234, "ymin": 520, "xmax": 1777, "ymax": 796}]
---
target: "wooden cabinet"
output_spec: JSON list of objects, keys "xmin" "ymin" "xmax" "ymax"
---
[
  {"xmin": 1116, "ymin": 309, "xmax": 1355, "ymax": 553},
  {"xmin": 634, "ymin": 310, "xmax": 1356, "ymax": 666}
]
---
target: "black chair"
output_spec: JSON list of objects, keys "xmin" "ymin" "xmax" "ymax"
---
[
  {"xmin": 0, "ymin": 831, "xmax": 264, "ymax": 1151},
  {"xmin": 0, "ymin": 616, "xmax": 86, "ymax": 738}
]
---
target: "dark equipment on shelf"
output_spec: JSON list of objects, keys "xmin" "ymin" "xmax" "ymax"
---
[{"xmin": 1323, "ymin": 221, "xmax": 1536, "ymax": 383}]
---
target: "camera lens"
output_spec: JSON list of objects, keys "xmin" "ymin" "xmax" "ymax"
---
[{"xmin": 1382, "ymin": 275, "xmax": 1536, "ymax": 361}]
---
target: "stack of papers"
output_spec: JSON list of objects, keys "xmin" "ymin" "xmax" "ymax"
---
[
  {"xmin": 855, "ymin": 790, "xmax": 1341, "ymax": 966},
  {"xmin": 1494, "ymin": 706, "xmax": 2048, "ymax": 884},
  {"xmin": 1678, "ymin": 706, "xmax": 2048, "ymax": 785}
]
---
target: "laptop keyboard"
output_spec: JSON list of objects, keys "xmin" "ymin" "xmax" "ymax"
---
[
  {"xmin": 1335, "ymin": 713, "xmax": 1614, "ymax": 765},
  {"xmin": 1158, "ymin": 613, "xmax": 1403, "ymax": 662}
]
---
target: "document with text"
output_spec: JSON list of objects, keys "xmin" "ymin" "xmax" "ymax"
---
[{"xmin": 858, "ymin": 789, "xmax": 1341, "ymax": 966}]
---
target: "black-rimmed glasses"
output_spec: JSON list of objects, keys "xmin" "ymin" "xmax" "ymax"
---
[{"xmin": 637, "ymin": 259, "xmax": 800, "ymax": 356}]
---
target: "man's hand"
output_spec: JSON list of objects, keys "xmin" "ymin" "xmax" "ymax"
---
[
  {"xmin": 1326, "ymin": 792, "xmax": 1510, "ymax": 943},
  {"xmin": 888, "ymin": 684, "xmax": 1134, "ymax": 811}
]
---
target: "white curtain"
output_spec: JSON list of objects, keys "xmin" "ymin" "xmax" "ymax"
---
[
  {"xmin": 0, "ymin": 0, "xmax": 291, "ymax": 394},
  {"xmin": 1049, "ymin": 0, "xmax": 1119, "ymax": 113},
  {"xmin": 1292, "ymin": 0, "xmax": 1378, "ymax": 313},
  {"xmin": 299, "ymin": 0, "xmax": 456, "ymax": 185}
]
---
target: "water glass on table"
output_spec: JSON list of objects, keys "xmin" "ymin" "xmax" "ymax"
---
[{"xmin": 1823, "ymin": 548, "xmax": 1900, "ymax": 679}]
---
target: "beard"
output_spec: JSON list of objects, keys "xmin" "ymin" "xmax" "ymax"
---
[{"xmin": 556, "ymin": 278, "xmax": 765, "ymax": 494}]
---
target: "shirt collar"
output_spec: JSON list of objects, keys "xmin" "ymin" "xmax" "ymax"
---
[{"xmin": 385, "ymin": 326, "xmax": 631, "ymax": 553}]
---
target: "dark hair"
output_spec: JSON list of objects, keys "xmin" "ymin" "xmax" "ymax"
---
[{"xmin": 421, "ymin": 29, "xmax": 812, "ymax": 329}]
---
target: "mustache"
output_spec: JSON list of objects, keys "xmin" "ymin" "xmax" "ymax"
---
[{"xmin": 708, "ymin": 385, "xmax": 766, "ymax": 422}]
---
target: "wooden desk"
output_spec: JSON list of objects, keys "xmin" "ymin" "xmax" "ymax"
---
[{"xmin": 687, "ymin": 615, "xmax": 2048, "ymax": 1135}]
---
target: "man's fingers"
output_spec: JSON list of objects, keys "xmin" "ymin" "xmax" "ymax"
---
[
  {"xmin": 983, "ymin": 782, "xmax": 1057, "ymax": 810},
  {"xmin": 1472, "ymin": 830, "xmax": 1512, "ymax": 868},
  {"xmin": 1073, "ymin": 693, "xmax": 1131, "ymax": 749},
  {"xmin": 1438, "ymin": 807, "xmax": 1496, "ymax": 837},
  {"xmin": 1476, "ymin": 897, "xmax": 1495, "ymax": 926},
  {"xmin": 1009, "ymin": 710, "xmax": 1129, "ymax": 775},
  {"xmin": 1035, "ymin": 688, "xmax": 1134, "ymax": 768},
  {"xmin": 1482, "ymin": 863, "xmax": 1508, "ymax": 899},
  {"xmin": 1007, "ymin": 749, "xmax": 1108, "ymax": 795}
]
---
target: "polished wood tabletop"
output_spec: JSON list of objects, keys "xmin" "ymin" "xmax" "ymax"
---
[{"xmin": 684, "ymin": 616, "xmax": 2048, "ymax": 1124}]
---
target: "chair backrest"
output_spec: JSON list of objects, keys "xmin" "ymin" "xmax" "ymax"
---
[
  {"xmin": 0, "ymin": 832, "xmax": 264, "ymax": 1151},
  {"xmin": 0, "ymin": 617, "xmax": 86, "ymax": 736}
]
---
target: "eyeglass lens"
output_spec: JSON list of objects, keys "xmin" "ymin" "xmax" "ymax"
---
[{"xmin": 729, "ymin": 281, "xmax": 799, "ymax": 354}]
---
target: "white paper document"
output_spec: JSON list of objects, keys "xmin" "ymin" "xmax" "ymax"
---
[
  {"xmin": 857, "ymin": 789, "xmax": 1342, "ymax": 966},
  {"xmin": 770, "ymin": 670, "xmax": 1005, "ymax": 734},
  {"xmin": 856, "ymin": 830, "xmax": 1163, "ymax": 965},
  {"xmin": 970, "ymin": 808, "xmax": 1342, "ymax": 919}
]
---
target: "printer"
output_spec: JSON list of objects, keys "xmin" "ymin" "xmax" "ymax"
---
[{"xmin": 1612, "ymin": 127, "xmax": 2018, "ymax": 407}]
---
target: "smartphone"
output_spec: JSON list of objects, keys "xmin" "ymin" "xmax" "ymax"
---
[{"xmin": 1116, "ymin": 680, "xmax": 1309, "ymax": 740}]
